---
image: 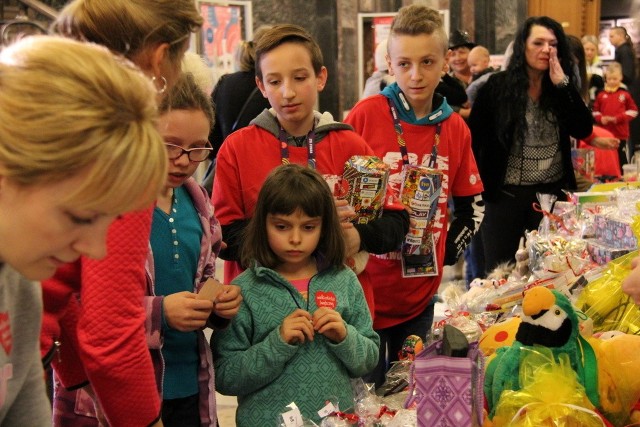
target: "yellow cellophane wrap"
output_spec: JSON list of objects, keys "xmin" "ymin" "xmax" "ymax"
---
[
  {"xmin": 575, "ymin": 214, "xmax": 640, "ymax": 335},
  {"xmin": 490, "ymin": 348, "xmax": 603, "ymax": 427}
]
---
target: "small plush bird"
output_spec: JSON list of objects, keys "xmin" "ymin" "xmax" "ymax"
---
[{"xmin": 484, "ymin": 287, "xmax": 599, "ymax": 419}]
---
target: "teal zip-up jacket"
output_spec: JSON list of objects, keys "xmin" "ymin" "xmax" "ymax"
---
[{"xmin": 212, "ymin": 264, "xmax": 379, "ymax": 426}]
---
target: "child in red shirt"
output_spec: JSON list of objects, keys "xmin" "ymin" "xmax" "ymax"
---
[{"xmin": 593, "ymin": 62, "xmax": 639, "ymax": 171}]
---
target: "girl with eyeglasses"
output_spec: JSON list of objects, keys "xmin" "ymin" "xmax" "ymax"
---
[
  {"xmin": 0, "ymin": 35, "xmax": 166, "ymax": 427},
  {"xmin": 146, "ymin": 72, "xmax": 242, "ymax": 427}
]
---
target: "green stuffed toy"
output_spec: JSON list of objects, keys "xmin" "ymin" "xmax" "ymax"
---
[{"xmin": 484, "ymin": 286, "xmax": 599, "ymax": 419}]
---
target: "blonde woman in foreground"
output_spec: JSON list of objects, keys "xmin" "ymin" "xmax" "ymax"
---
[
  {"xmin": 0, "ymin": 35, "xmax": 166, "ymax": 426},
  {"xmin": 41, "ymin": 1, "xmax": 202, "ymax": 426}
]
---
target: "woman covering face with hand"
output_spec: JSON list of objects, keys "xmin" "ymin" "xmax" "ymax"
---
[
  {"xmin": 0, "ymin": 35, "xmax": 166, "ymax": 426},
  {"xmin": 468, "ymin": 16, "xmax": 592, "ymax": 274}
]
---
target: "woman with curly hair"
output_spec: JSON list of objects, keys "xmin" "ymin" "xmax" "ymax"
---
[{"xmin": 468, "ymin": 16, "xmax": 592, "ymax": 272}]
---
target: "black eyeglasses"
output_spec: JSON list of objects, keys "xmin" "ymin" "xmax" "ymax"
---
[{"xmin": 164, "ymin": 143, "xmax": 212, "ymax": 162}]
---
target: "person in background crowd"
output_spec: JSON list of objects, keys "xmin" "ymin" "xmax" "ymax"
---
[
  {"xmin": 213, "ymin": 164, "xmax": 379, "ymax": 426},
  {"xmin": 581, "ymin": 34, "xmax": 605, "ymax": 106},
  {"xmin": 443, "ymin": 29, "xmax": 476, "ymax": 119},
  {"xmin": 203, "ymin": 26, "xmax": 273, "ymax": 194},
  {"xmin": 362, "ymin": 38, "xmax": 395, "ymax": 99},
  {"xmin": 468, "ymin": 16, "xmax": 592, "ymax": 274},
  {"xmin": 566, "ymin": 34, "xmax": 620, "ymax": 186},
  {"xmin": 468, "ymin": 45, "xmax": 495, "ymax": 80},
  {"xmin": 610, "ymin": 26, "xmax": 637, "ymax": 88},
  {"xmin": 41, "ymin": 1, "xmax": 203, "ymax": 426},
  {"xmin": 0, "ymin": 35, "xmax": 166, "ymax": 426},
  {"xmin": 345, "ymin": 4, "xmax": 484, "ymax": 387},
  {"xmin": 448, "ymin": 29, "xmax": 475, "ymax": 87},
  {"xmin": 466, "ymin": 45, "xmax": 499, "ymax": 107},
  {"xmin": 593, "ymin": 62, "xmax": 638, "ymax": 170}
]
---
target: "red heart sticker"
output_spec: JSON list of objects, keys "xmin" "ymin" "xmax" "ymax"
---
[
  {"xmin": 315, "ymin": 291, "xmax": 337, "ymax": 309},
  {"xmin": 0, "ymin": 312, "xmax": 12, "ymax": 355}
]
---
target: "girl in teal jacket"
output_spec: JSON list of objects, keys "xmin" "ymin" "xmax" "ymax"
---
[{"xmin": 212, "ymin": 164, "xmax": 379, "ymax": 426}]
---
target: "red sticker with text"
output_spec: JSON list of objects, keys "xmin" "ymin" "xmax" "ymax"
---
[{"xmin": 315, "ymin": 291, "xmax": 337, "ymax": 309}]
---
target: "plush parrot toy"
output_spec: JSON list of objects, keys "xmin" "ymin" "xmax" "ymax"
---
[{"xmin": 484, "ymin": 286, "xmax": 599, "ymax": 419}]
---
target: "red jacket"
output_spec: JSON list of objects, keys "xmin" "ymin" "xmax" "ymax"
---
[{"xmin": 41, "ymin": 208, "xmax": 161, "ymax": 427}]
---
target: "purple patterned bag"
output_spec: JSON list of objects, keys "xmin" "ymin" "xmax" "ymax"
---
[{"xmin": 404, "ymin": 340, "xmax": 484, "ymax": 427}]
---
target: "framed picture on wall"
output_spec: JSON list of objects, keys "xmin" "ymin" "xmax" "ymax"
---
[
  {"xmin": 195, "ymin": 0, "xmax": 253, "ymax": 75},
  {"xmin": 598, "ymin": 19, "xmax": 616, "ymax": 61},
  {"xmin": 616, "ymin": 18, "xmax": 640, "ymax": 57}
]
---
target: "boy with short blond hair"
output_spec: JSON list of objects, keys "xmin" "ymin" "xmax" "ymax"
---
[
  {"xmin": 593, "ymin": 61, "xmax": 638, "ymax": 169},
  {"xmin": 345, "ymin": 4, "xmax": 484, "ymax": 387}
]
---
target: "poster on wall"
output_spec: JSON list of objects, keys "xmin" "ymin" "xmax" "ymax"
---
[
  {"xmin": 598, "ymin": 19, "xmax": 616, "ymax": 61},
  {"xmin": 197, "ymin": 0, "xmax": 252, "ymax": 75},
  {"xmin": 371, "ymin": 16, "xmax": 393, "ymax": 72}
]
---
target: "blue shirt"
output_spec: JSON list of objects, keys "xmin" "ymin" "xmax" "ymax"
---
[{"xmin": 151, "ymin": 185, "xmax": 202, "ymax": 399}]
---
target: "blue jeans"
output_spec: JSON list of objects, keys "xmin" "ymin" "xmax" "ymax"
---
[{"xmin": 364, "ymin": 300, "xmax": 436, "ymax": 388}]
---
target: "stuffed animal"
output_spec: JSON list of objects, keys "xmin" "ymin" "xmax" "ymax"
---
[
  {"xmin": 586, "ymin": 332, "xmax": 640, "ymax": 425},
  {"xmin": 484, "ymin": 287, "xmax": 600, "ymax": 419}
]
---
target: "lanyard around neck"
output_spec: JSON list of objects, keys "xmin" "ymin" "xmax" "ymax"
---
[
  {"xmin": 278, "ymin": 124, "xmax": 317, "ymax": 169},
  {"xmin": 387, "ymin": 97, "xmax": 440, "ymax": 168}
]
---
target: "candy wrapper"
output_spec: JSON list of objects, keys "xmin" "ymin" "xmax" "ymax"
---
[
  {"xmin": 586, "ymin": 239, "xmax": 634, "ymax": 265},
  {"xmin": 431, "ymin": 311, "xmax": 484, "ymax": 344},
  {"xmin": 572, "ymin": 148, "xmax": 596, "ymax": 182},
  {"xmin": 615, "ymin": 187, "xmax": 640, "ymax": 219},
  {"xmin": 398, "ymin": 165, "xmax": 442, "ymax": 278},
  {"xmin": 594, "ymin": 213, "xmax": 638, "ymax": 249},
  {"xmin": 536, "ymin": 193, "xmax": 557, "ymax": 238},
  {"xmin": 340, "ymin": 156, "xmax": 390, "ymax": 224},
  {"xmin": 491, "ymin": 348, "xmax": 604, "ymax": 427},
  {"xmin": 527, "ymin": 231, "xmax": 593, "ymax": 277},
  {"xmin": 486, "ymin": 271, "xmax": 576, "ymax": 312},
  {"xmin": 278, "ymin": 402, "xmax": 319, "ymax": 427},
  {"xmin": 441, "ymin": 279, "xmax": 502, "ymax": 313}
]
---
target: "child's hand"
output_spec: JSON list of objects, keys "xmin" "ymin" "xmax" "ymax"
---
[
  {"xmin": 333, "ymin": 197, "xmax": 356, "ymax": 227},
  {"xmin": 164, "ymin": 291, "xmax": 213, "ymax": 332},
  {"xmin": 280, "ymin": 309, "xmax": 315, "ymax": 345},
  {"xmin": 213, "ymin": 284, "xmax": 243, "ymax": 319},
  {"xmin": 622, "ymin": 256, "xmax": 640, "ymax": 304},
  {"xmin": 312, "ymin": 307, "xmax": 347, "ymax": 343},
  {"xmin": 601, "ymin": 115, "xmax": 616, "ymax": 125}
]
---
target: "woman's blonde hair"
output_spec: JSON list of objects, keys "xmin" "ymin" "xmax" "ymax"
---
[
  {"xmin": 0, "ymin": 36, "xmax": 167, "ymax": 214},
  {"xmin": 52, "ymin": 0, "xmax": 202, "ymax": 61}
]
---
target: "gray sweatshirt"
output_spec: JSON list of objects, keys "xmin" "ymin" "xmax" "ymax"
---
[{"xmin": 0, "ymin": 264, "xmax": 51, "ymax": 425}]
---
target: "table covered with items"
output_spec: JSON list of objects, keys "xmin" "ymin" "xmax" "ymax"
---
[{"xmin": 276, "ymin": 183, "xmax": 640, "ymax": 427}]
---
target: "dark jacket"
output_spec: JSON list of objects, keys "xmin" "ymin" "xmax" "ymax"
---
[
  {"xmin": 468, "ymin": 71, "xmax": 593, "ymax": 202},
  {"xmin": 209, "ymin": 71, "xmax": 271, "ymax": 159},
  {"xmin": 614, "ymin": 43, "xmax": 637, "ymax": 87}
]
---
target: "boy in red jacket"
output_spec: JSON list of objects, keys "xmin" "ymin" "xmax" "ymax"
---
[{"xmin": 345, "ymin": 4, "xmax": 484, "ymax": 387}]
